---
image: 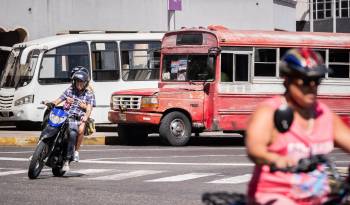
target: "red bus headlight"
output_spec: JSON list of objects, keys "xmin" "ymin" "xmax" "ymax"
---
[{"xmin": 141, "ymin": 97, "xmax": 159, "ymax": 109}]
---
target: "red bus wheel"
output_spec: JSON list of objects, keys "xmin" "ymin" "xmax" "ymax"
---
[{"xmin": 159, "ymin": 111, "xmax": 191, "ymax": 146}]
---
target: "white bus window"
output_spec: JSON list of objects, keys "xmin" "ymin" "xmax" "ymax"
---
[
  {"xmin": 91, "ymin": 42, "xmax": 119, "ymax": 81},
  {"xmin": 39, "ymin": 42, "xmax": 89, "ymax": 84},
  {"xmin": 254, "ymin": 48, "xmax": 277, "ymax": 77},
  {"xmin": 328, "ymin": 49, "xmax": 350, "ymax": 79},
  {"xmin": 120, "ymin": 41, "xmax": 161, "ymax": 81}
]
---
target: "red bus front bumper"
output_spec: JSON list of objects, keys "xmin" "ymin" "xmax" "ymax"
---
[{"xmin": 108, "ymin": 110, "xmax": 162, "ymax": 125}]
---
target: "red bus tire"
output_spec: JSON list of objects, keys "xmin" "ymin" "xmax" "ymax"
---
[{"xmin": 159, "ymin": 111, "xmax": 191, "ymax": 146}]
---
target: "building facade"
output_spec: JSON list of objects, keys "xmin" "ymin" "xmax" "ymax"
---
[
  {"xmin": 0, "ymin": 0, "xmax": 296, "ymax": 70},
  {"xmin": 297, "ymin": 0, "xmax": 350, "ymax": 32},
  {"xmin": 0, "ymin": 0, "xmax": 296, "ymax": 41}
]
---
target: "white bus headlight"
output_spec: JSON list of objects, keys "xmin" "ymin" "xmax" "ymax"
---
[
  {"xmin": 14, "ymin": 95, "xmax": 34, "ymax": 106},
  {"xmin": 141, "ymin": 96, "xmax": 159, "ymax": 108}
]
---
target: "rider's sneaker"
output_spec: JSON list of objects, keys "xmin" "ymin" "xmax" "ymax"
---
[
  {"xmin": 73, "ymin": 151, "xmax": 79, "ymax": 162},
  {"xmin": 62, "ymin": 161, "xmax": 70, "ymax": 172}
]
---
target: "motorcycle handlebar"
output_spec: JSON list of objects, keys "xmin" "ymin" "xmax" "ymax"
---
[
  {"xmin": 41, "ymin": 101, "xmax": 55, "ymax": 109},
  {"xmin": 269, "ymin": 154, "xmax": 330, "ymax": 173}
]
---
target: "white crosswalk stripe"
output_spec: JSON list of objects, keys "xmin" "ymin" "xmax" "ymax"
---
[
  {"xmin": 70, "ymin": 169, "xmax": 113, "ymax": 175},
  {"xmin": 146, "ymin": 173, "xmax": 218, "ymax": 182},
  {"xmin": 0, "ymin": 166, "xmax": 254, "ymax": 185},
  {"xmin": 0, "ymin": 169, "xmax": 27, "ymax": 176},
  {"xmin": 89, "ymin": 170, "xmax": 165, "ymax": 180},
  {"xmin": 207, "ymin": 174, "xmax": 252, "ymax": 184}
]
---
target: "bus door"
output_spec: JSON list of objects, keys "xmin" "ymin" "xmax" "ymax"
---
[{"xmin": 215, "ymin": 50, "xmax": 252, "ymax": 131}]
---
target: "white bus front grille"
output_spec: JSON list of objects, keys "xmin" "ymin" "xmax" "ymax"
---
[
  {"xmin": 112, "ymin": 95, "xmax": 141, "ymax": 110},
  {"xmin": 0, "ymin": 95, "xmax": 14, "ymax": 110}
]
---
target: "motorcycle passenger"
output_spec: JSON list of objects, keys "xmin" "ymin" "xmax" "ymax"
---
[
  {"xmin": 69, "ymin": 66, "xmax": 96, "ymax": 162},
  {"xmin": 49, "ymin": 70, "xmax": 95, "ymax": 172},
  {"xmin": 246, "ymin": 48, "xmax": 350, "ymax": 205}
]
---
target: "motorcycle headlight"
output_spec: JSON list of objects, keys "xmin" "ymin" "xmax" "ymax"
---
[
  {"xmin": 14, "ymin": 95, "xmax": 34, "ymax": 106},
  {"xmin": 141, "ymin": 96, "xmax": 159, "ymax": 109},
  {"xmin": 49, "ymin": 113, "xmax": 66, "ymax": 125}
]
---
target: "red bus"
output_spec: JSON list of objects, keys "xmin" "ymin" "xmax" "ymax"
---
[{"xmin": 108, "ymin": 25, "xmax": 350, "ymax": 146}]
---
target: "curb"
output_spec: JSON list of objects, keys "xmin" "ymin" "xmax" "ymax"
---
[
  {"xmin": 0, "ymin": 136, "xmax": 38, "ymax": 146},
  {"xmin": 0, "ymin": 135, "xmax": 112, "ymax": 146}
]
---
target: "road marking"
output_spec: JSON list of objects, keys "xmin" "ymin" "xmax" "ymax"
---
[
  {"xmin": 0, "ymin": 157, "xmax": 29, "ymax": 161},
  {"xmin": 80, "ymin": 160, "xmax": 254, "ymax": 166},
  {"xmin": 78, "ymin": 147, "xmax": 246, "ymax": 152},
  {"xmin": 0, "ymin": 151, "xmax": 33, "ymax": 154},
  {"xmin": 0, "ymin": 169, "xmax": 27, "ymax": 176},
  {"xmin": 71, "ymin": 169, "xmax": 113, "ymax": 175},
  {"xmin": 208, "ymin": 174, "xmax": 252, "ymax": 184},
  {"xmin": 89, "ymin": 154, "xmax": 247, "ymax": 161},
  {"xmin": 147, "ymin": 173, "xmax": 217, "ymax": 182},
  {"xmin": 0, "ymin": 157, "xmax": 254, "ymax": 166},
  {"xmin": 90, "ymin": 170, "xmax": 164, "ymax": 180}
]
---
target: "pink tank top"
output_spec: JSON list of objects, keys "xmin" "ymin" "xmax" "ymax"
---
[{"xmin": 248, "ymin": 96, "xmax": 334, "ymax": 200}]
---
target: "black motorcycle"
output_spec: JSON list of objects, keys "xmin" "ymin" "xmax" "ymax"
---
[{"xmin": 28, "ymin": 102, "xmax": 69, "ymax": 179}]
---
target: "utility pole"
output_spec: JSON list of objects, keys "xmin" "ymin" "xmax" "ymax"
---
[
  {"xmin": 333, "ymin": 0, "xmax": 336, "ymax": 33},
  {"xmin": 310, "ymin": 0, "xmax": 314, "ymax": 32},
  {"xmin": 167, "ymin": 0, "xmax": 182, "ymax": 31}
]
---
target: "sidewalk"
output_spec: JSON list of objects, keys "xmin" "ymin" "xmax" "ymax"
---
[
  {"xmin": 0, "ymin": 130, "xmax": 242, "ymax": 146},
  {"xmin": 0, "ymin": 131, "xmax": 116, "ymax": 146}
]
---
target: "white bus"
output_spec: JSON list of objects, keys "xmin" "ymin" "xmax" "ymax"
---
[{"xmin": 0, "ymin": 32, "xmax": 163, "ymax": 129}]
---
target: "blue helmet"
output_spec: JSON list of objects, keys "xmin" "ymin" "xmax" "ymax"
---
[
  {"xmin": 72, "ymin": 70, "xmax": 89, "ymax": 90},
  {"xmin": 70, "ymin": 66, "xmax": 90, "ymax": 79},
  {"xmin": 280, "ymin": 48, "xmax": 331, "ymax": 78}
]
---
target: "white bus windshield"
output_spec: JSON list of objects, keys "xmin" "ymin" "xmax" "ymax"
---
[
  {"xmin": 0, "ymin": 49, "xmax": 39, "ymax": 88},
  {"xmin": 0, "ymin": 49, "xmax": 21, "ymax": 88},
  {"xmin": 15, "ymin": 49, "xmax": 39, "ymax": 88}
]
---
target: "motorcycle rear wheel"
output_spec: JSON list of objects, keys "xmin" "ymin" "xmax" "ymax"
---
[
  {"xmin": 28, "ymin": 141, "xmax": 49, "ymax": 179},
  {"xmin": 52, "ymin": 167, "xmax": 66, "ymax": 177}
]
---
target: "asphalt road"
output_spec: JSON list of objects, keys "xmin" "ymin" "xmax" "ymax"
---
[
  {"xmin": 0, "ymin": 137, "xmax": 248, "ymax": 205},
  {"xmin": 1, "ymin": 142, "xmax": 350, "ymax": 205}
]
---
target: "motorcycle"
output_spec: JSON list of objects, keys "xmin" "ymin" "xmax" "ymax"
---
[
  {"xmin": 28, "ymin": 102, "xmax": 70, "ymax": 179},
  {"xmin": 202, "ymin": 154, "xmax": 350, "ymax": 205}
]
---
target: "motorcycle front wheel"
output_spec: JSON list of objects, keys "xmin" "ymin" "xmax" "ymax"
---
[
  {"xmin": 52, "ymin": 167, "xmax": 66, "ymax": 177},
  {"xmin": 28, "ymin": 141, "xmax": 49, "ymax": 179}
]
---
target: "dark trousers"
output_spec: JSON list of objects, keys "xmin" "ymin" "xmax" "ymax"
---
[{"xmin": 66, "ymin": 118, "xmax": 79, "ymax": 160}]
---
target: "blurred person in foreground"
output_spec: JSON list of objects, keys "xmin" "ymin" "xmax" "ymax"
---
[{"xmin": 246, "ymin": 48, "xmax": 350, "ymax": 205}]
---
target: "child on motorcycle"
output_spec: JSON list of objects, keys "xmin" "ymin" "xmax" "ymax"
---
[
  {"xmin": 246, "ymin": 48, "xmax": 350, "ymax": 204},
  {"xmin": 48, "ymin": 69, "xmax": 95, "ymax": 172}
]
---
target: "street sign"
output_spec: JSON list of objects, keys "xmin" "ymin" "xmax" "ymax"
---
[{"xmin": 168, "ymin": 0, "xmax": 182, "ymax": 11}]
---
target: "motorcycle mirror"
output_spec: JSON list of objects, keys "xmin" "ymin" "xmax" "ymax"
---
[{"xmin": 273, "ymin": 104, "xmax": 294, "ymax": 133}]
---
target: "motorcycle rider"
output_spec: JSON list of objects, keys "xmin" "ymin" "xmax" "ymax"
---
[
  {"xmin": 69, "ymin": 66, "xmax": 96, "ymax": 162},
  {"xmin": 49, "ymin": 69, "xmax": 95, "ymax": 171},
  {"xmin": 246, "ymin": 48, "xmax": 350, "ymax": 204}
]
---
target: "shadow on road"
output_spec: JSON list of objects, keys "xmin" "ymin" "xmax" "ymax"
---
[{"xmin": 105, "ymin": 135, "xmax": 245, "ymax": 147}]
